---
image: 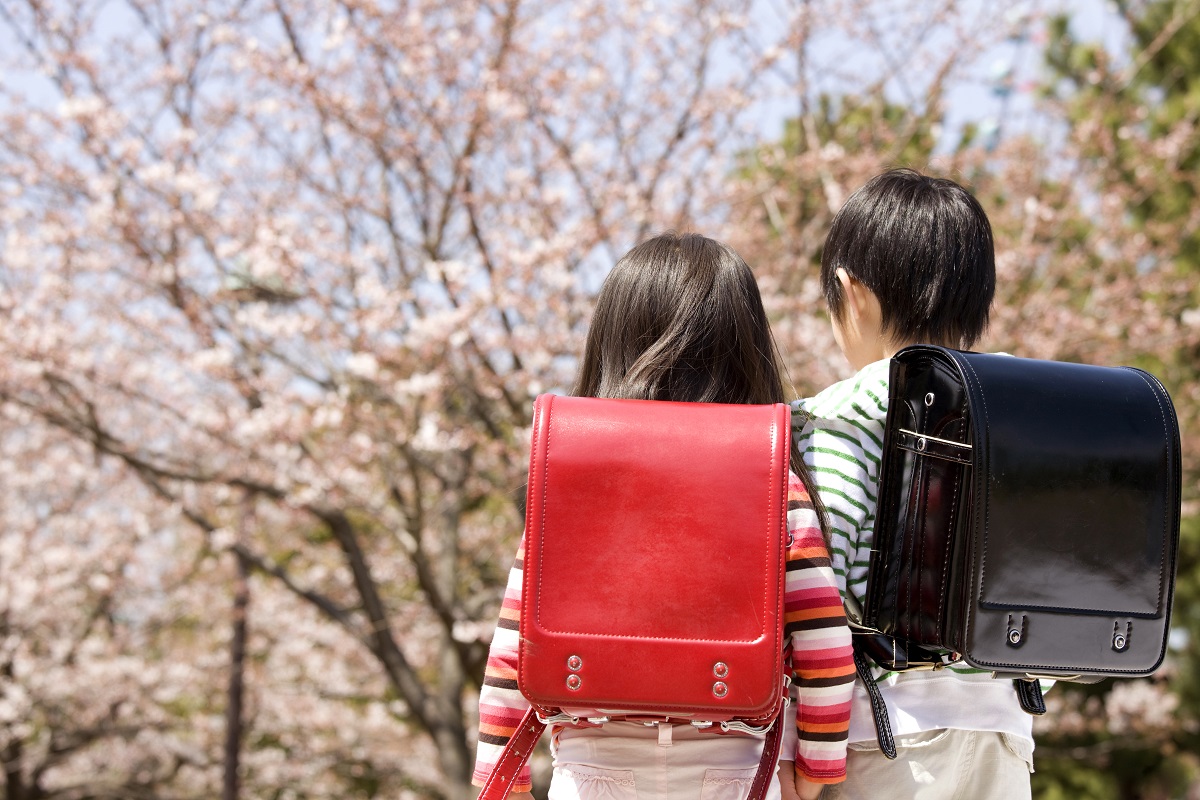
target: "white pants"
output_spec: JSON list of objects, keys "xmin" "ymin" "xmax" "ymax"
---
[
  {"xmin": 820, "ymin": 729, "xmax": 1033, "ymax": 800},
  {"xmin": 548, "ymin": 722, "xmax": 781, "ymax": 800}
]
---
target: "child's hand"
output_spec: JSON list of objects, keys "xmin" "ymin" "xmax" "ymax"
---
[
  {"xmin": 778, "ymin": 759, "xmax": 827, "ymax": 800},
  {"xmin": 777, "ymin": 760, "xmax": 802, "ymax": 800},
  {"xmin": 795, "ymin": 776, "xmax": 824, "ymax": 800}
]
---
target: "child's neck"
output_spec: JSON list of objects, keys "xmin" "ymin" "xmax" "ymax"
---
[
  {"xmin": 885, "ymin": 338, "xmax": 958, "ymax": 358},
  {"xmin": 852, "ymin": 337, "xmax": 955, "ymax": 371}
]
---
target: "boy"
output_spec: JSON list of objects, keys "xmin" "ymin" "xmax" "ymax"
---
[{"xmin": 793, "ymin": 168, "xmax": 1034, "ymax": 799}]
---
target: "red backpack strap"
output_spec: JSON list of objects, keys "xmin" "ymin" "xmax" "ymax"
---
[
  {"xmin": 478, "ymin": 709, "xmax": 544, "ymax": 800},
  {"xmin": 748, "ymin": 711, "xmax": 785, "ymax": 800}
]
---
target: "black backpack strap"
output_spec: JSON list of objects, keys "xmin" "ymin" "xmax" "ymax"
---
[
  {"xmin": 852, "ymin": 648, "xmax": 896, "ymax": 759},
  {"xmin": 1014, "ymin": 678, "xmax": 1047, "ymax": 715}
]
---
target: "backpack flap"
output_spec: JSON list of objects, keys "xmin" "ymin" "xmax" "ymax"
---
[
  {"xmin": 946, "ymin": 350, "xmax": 1182, "ymax": 678},
  {"xmin": 520, "ymin": 394, "xmax": 790, "ymax": 724}
]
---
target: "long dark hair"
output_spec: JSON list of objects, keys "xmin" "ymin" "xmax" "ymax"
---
[{"xmin": 574, "ymin": 232, "xmax": 829, "ymax": 536}]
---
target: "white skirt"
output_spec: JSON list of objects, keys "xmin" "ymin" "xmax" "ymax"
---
[{"xmin": 549, "ymin": 722, "xmax": 782, "ymax": 800}]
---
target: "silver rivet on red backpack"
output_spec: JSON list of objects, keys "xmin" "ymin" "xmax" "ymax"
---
[
  {"xmin": 567, "ymin": 655, "xmax": 583, "ymax": 671},
  {"xmin": 566, "ymin": 674, "xmax": 582, "ymax": 691},
  {"xmin": 713, "ymin": 662, "xmax": 729, "ymax": 678},
  {"xmin": 712, "ymin": 681, "xmax": 728, "ymax": 698}
]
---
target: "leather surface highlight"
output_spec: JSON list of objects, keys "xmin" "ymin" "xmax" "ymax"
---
[
  {"xmin": 963, "ymin": 356, "xmax": 1173, "ymax": 617},
  {"xmin": 866, "ymin": 356, "xmax": 970, "ymax": 652}
]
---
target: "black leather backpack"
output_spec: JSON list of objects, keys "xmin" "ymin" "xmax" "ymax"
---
[{"xmin": 853, "ymin": 346, "xmax": 1181, "ymax": 757}]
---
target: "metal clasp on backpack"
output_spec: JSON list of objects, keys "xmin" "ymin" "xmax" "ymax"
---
[
  {"xmin": 715, "ymin": 674, "xmax": 791, "ymax": 734},
  {"xmin": 720, "ymin": 719, "xmax": 775, "ymax": 734},
  {"xmin": 900, "ymin": 651, "xmax": 961, "ymax": 671},
  {"xmin": 536, "ymin": 711, "xmax": 580, "ymax": 726}
]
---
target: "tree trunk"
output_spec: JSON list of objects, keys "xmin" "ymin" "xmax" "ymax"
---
[
  {"xmin": 3, "ymin": 738, "xmax": 24, "ymax": 800},
  {"xmin": 431, "ymin": 722, "xmax": 474, "ymax": 800},
  {"xmin": 1, "ymin": 648, "xmax": 26, "ymax": 800},
  {"xmin": 224, "ymin": 550, "xmax": 251, "ymax": 800}
]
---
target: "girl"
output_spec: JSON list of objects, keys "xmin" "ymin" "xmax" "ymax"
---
[{"xmin": 473, "ymin": 233, "xmax": 855, "ymax": 800}]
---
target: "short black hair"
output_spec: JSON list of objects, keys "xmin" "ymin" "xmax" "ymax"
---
[{"xmin": 821, "ymin": 168, "xmax": 996, "ymax": 348}]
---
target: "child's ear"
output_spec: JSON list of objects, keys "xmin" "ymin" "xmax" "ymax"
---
[
  {"xmin": 835, "ymin": 268, "xmax": 869, "ymax": 324},
  {"xmin": 836, "ymin": 267, "xmax": 885, "ymax": 340}
]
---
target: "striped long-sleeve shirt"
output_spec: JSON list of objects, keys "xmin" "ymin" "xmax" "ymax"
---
[
  {"xmin": 472, "ymin": 472, "xmax": 855, "ymax": 791},
  {"xmin": 793, "ymin": 358, "xmax": 1036, "ymax": 747}
]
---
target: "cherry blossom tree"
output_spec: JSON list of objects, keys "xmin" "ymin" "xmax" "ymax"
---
[
  {"xmin": 0, "ymin": 412, "xmax": 219, "ymax": 797},
  {"xmin": 0, "ymin": 0, "xmax": 786, "ymax": 795},
  {"xmin": 2, "ymin": 0, "xmax": 1193, "ymax": 796}
]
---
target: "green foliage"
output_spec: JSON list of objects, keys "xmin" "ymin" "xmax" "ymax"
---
[
  {"xmin": 1034, "ymin": 732, "xmax": 1198, "ymax": 800},
  {"xmin": 1045, "ymin": 1, "xmax": 1200, "ymax": 266},
  {"xmin": 1033, "ymin": 759, "xmax": 1121, "ymax": 800},
  {"xmin": 782, "ymin": 93, "xmax": 939, "ymax": 163},
  {"xmin": 334, "ymin": 760, "xmax": 384, "ymax": 797},
  {"xmin": 1169, "ymin": 514, "xmax": 1200, "ymax": 722}
]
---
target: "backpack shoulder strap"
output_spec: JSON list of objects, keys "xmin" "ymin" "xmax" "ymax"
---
[{"xmin": 478, "ymin": 709, "xmax": 544, "ymax": 800}]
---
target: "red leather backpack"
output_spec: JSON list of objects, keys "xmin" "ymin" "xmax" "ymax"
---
[{"xmin": 479, "ymin": 394, "xmax": 793, "ymax": 800}]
